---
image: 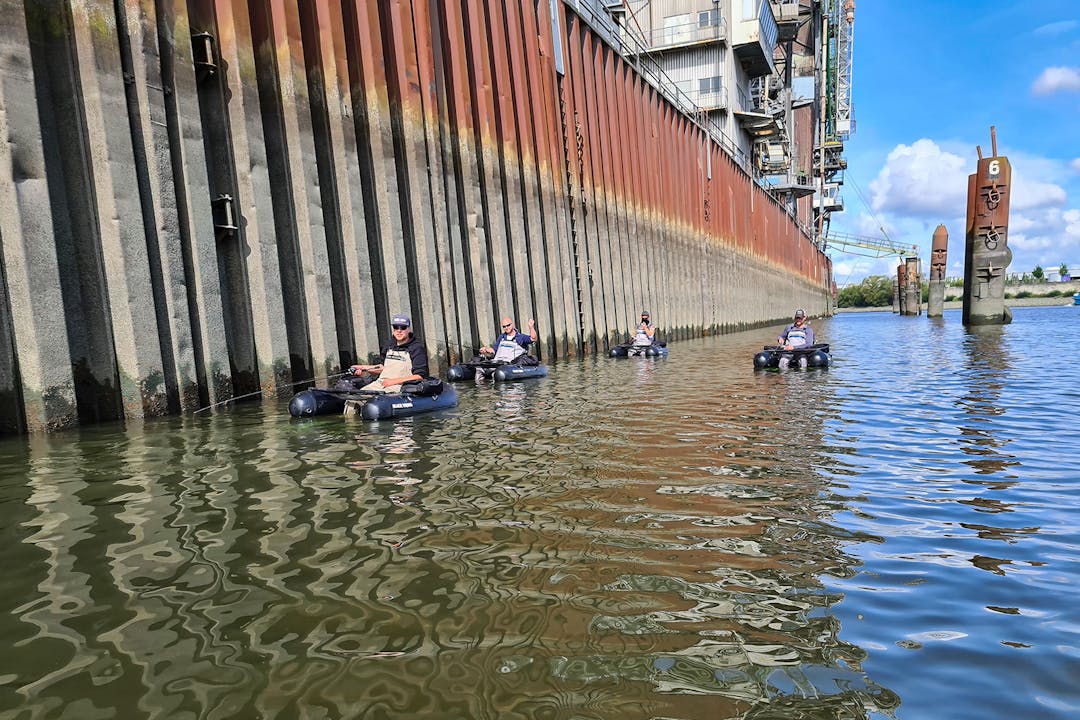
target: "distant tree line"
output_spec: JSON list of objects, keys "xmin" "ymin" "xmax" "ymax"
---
[{"xmin": 836, "ymin": 275, "xmax": 893, "ymax": 308}]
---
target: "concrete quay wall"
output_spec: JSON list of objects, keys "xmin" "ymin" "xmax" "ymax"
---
[{"xmin": 0, "ymin": 0, "xmax": 830, "ymax": 434}]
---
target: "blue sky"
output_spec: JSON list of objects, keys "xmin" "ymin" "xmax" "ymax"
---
[{"xmin": 826, "ymin": 1, "xmax": 1080, "ymax": 284}]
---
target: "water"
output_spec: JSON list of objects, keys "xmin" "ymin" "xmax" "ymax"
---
[{"xmin": 1, "ymin": 305, "xmax": 1077, "ymax": 719}]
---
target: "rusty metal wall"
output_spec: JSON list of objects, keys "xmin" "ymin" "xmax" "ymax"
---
[{"xmin": 0, "ymin": 0, "xmax": 829, "ymax": 434}]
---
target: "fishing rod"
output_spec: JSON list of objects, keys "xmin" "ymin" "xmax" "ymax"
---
[{"xmin": 192, "ymin": 370, "xmax": 353, "ymax": 415}]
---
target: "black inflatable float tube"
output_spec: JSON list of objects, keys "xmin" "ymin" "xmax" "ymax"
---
[
  {"xmin": 753, "ymin": 343, "xmax": 831, "ymax": 370},
  {"xmin": 611, "ymin": 341, "xmax": 668, "ymax": 358},
  {"xmin": 288, "ymin": 382, "xmax": 457, "ymax": 419}
]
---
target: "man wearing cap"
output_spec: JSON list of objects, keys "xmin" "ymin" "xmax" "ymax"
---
[
  {"xmin": 349, "ymin": 314, "xmax": 429, "ymax": 392},
  {"xmin": 628, "ymin": 310, "xmax": 656, "ymax": 356},
  {"xmin": 776, "ymin": 309, "xmax": 814, "ymax": 369}
]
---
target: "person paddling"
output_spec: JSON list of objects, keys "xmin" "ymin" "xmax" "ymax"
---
[{"xmin": 776, "ymin": 309, "xmax": 815, "ymax": 369}]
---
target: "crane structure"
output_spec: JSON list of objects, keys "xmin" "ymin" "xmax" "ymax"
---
[
  {"xmin": 814, "ymin": 0, "xmax": 856, "ymax": 240},
  {"xmin": 824, "ymin": 232, "xmax": 918, "ymax": 259}
]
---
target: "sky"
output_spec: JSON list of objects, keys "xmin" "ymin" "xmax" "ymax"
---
[{"xmin": 825, "ymin": 1, "xmax": 1080, "ymax": 285}]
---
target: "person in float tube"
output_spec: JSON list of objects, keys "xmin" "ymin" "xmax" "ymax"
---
[
  {"xmin": 628, "ymin": 310, "xmax": 656, "ymax": 355},
  {"xmin": 347, "ymin": 314, "xmax": 429, "ymax": 392},
  {"xmin": 480, "ymin": 316, "xmax": 538, "ymax": 365},
  {"xmin": 776, "ymin": 308, "xmax": 815, "ymax": 369}
]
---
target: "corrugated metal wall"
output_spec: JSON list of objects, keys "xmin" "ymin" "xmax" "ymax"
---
[{"xmin": 0, "ymin": 0, "xmax": 830, "ymax": 434}]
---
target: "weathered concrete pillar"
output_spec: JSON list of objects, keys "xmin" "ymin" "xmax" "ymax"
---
[
  {"xmin": 904, "ymin": 256, "xmax": 921, "ymax": 315},
  {"xmin": 381, "ymin": 0, "xmax": 449, "ymax": 362},
  {"xmin": 344, "ymin": 1, "xmax": 412, "ymax": 351},
  {"xmin": 897, "ymin": 262, "xmax": 907, "ymax": 315},
  {"xmin": 69, "ymin": 0, "xmax": 169, "ymax": 418},
  {"xmin": 159, "ymin": 0, "xmax": 235, "ymax": 409},
  {"xmin": 927, "ymin": 224, "xmax": 948, "ymax": 317},
  {"xmin": 305, "ymin": 0, "xmax": 381, "ymax": 364},
  {"xmin": 0, "ymin": 1, "xmax": 77, "ymax": 432},
  {"xmin": 963, "ymin": 128, "xmax": 1013, "ymax": 326},
  {"xmin": 209, "ymin": 0, "xmax": 295, "ymax": 395},
  {"xmin": 440, "ymin": 1, "xmax": 495, "ymax": 351}
]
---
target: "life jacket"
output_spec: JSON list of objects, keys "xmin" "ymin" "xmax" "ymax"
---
[
  {"xmin": 361, "ymin": 346, "xmax": 413, "ymax": 393},
  {"xmin": 784, "ymin": 326, "xmax": 809, "ymax": 348},
  {"xmin": 492, "ymin": 336, "xmax": 527, "ymax": 363}
]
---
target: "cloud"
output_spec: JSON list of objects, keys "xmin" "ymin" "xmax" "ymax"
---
[
  {"xmin": 869, "ymin": 139, "xmax": 968, "ymax": 218},
  {"xmin": 1009, "ymin": 173, "xmax": 1068, "ymax": 210},
  {"xmin": 1031, "ymin": 66, "xmax": 1080, "ymax": 95},
  {"xmin": 1032, "ymin": 20, "xmax": 1080, "ymax": 36},
  {"xmin": 1072, "ymin": 158, "xmax": 1080, "ymax": 173}
]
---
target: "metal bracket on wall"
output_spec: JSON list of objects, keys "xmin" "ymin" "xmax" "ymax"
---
[
  {"xmin": 212, "ymin": 194, "xmax": 238, "ymax": 238},
  {"xmin": 191, "ymin": 31, "xmax": 217, "ymax": 79}
]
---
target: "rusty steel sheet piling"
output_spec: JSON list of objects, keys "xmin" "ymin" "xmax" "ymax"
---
[
  {"xmin": 963, "ymin": 127, "xmax": 1013, "ymax": 326},
  {"xmin": 927, "ymin": 224, "xmax": 949, "ymax": 317},
  {"xmin": 0, "ymin": 0, "xmax": 833, "ymax": 434}
]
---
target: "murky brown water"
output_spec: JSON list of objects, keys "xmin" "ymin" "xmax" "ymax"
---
[{"xmin": 2, "ymin": 306, "xmax": 1078, "ymax": 719}]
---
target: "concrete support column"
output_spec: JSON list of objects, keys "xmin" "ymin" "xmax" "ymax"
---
[
  {"xmin": 927, "ymin": 224, "xmax": 948, "ymax": 317},
  {"xmin": 381, "ymin": 0, "xmax": 450, "ymax": 364},
  {"xmin": 158, "ymin": 0, "xmax": 235, "ymax": 408},
  {"xmin": 213, "ymin": 0, "xmax": 294, "ymax": 393},
  {"xmin": 70, "ymin": 0, "xmax": 168, "ymax": 418},
  {"xmin": 344, "ymin": 1, "xmax": 411, "ymax": 351},
  {"xmin": 312, "ymin": 0, "xmax": 381, "ymax": 364},
  {"xmin": 904, "ymin": 256, "xmax": 921, "ymax": 316},
  {"xmin": 0, "ymin": 1, "xmax": 77, "ymax": 431},
  {"xmin": 523, "ymin": 0, "xmax": 574, "ymax": 357},
  {"xmin": 433, "ymin": 2, "xmax": 488, "ymax": 356}
]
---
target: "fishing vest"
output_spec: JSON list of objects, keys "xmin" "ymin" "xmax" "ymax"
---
[
  {"xmin": 785, "ymin": 326, "xmax": 809, "ymax": 348},
  {"xmin": 492, "ymin": 336, "xmax": 528, "ymax": 363},
  {"xmin": 361, "ymin": 346, "xmax": 413, "ymax": 393},
  {"xmin": 632, "ymin": 325, "xmax": 653, "ymax": 346}
]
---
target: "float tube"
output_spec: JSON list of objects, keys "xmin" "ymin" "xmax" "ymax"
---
[
  {"xmin": 288, "ymin": 378, "xmax": 457, "ymax": 420},
  {"xmin": 447, "ymin": 358, "xmax": 548, "ymax": 382},
  {"xmin": 610, "ymin": 341, "xmax": 668, "ymax": 358},
  {"xmin": 753, "ymin": 343, "xmax": 831, "ymax": 370}
]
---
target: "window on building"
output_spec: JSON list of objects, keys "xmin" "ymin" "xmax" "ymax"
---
[
  {"xmin": 698, "ymin": 9, "xmax": 720, "ymax": 27},
  {"xmin": 699, "ymin": 76, "xmax": 722, "ymax": 95},
  {"xmin": 662, "ymin": 13, "xmax": 692, "ymax": 44}
]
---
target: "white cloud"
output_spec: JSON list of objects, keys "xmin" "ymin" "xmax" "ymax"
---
[
  {"xmin": 1066, "ymin": 209, "xmax": 1080, "ymax": 238},
  {"xmin": 1031, "ymin": 66, "xmax": 1080, "ymax": 95},
  {"xmin": 1009, "ymin": 173, "xmax": 1068, "ymax": 210},
  {"xmin": 869, "ymin": 139, "xmax": 968, "ymax": 218},
  {"xmin": 841, "ymin": 139, "xmax": 1080, "ymax": 282}
]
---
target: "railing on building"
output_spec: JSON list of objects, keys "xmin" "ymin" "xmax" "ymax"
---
[
  {"xmin": 637, "ymin": 15, "xmax": 729, "ymax": 50},
  {"xmin": 569, "ymin": 0, "xmax": 751, "ymax": 172}
]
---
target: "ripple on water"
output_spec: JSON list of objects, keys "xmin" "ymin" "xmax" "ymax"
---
[{"xmin": 0, "ymin": 307, "xmax": 1078, "ymax": 718}]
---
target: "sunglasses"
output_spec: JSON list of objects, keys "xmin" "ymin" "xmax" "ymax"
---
[
  {"xmin": 391, "ymin": 324, "xmax": 409, "ymax": 330},
  {"xmin": 501, "ymin": 323, "xmax": 513, "ymax": 329}
]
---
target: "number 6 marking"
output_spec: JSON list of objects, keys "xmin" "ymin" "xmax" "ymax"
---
[{"xmin": 988, "ymin": 160, "xmax": 1000, "ymax": 177}]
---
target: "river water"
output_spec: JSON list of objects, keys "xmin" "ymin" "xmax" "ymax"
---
[{"xmin": 0, "ymin": 305, "xmax": 1076, "ymax": 720}]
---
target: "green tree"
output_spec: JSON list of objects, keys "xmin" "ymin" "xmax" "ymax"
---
[
  {"xmin": 1061, "ymin": 262, "xmax": 1070, "ymax": 278},
  {"xmin": 1033, "ymin": 265, "xmax": 1044, "ymax": 282},
  {"xmin": 836, "ymin": 275, "xmax": 894, "ymax": 308}
]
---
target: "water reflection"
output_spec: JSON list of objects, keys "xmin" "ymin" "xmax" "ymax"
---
[{"xmin": 24, "ymin": 313, "xmax": 1080, "ymax": 716}]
